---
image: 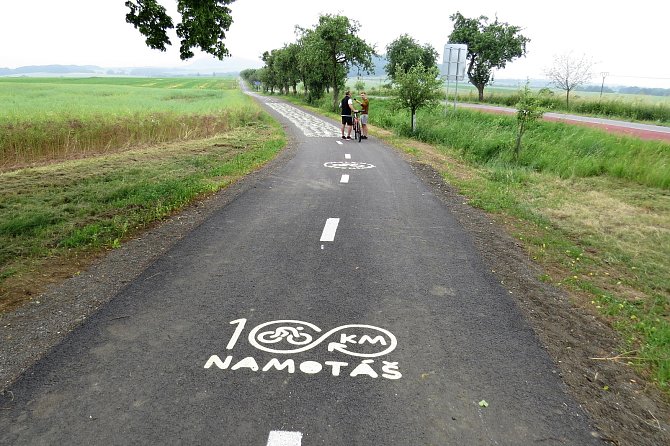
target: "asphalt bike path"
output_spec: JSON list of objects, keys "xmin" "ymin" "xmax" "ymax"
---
[{"xmin": 0, "ymin": 91, "xmax": 603, "ymax": 445}]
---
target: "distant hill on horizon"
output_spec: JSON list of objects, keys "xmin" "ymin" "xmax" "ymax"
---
[
  {"xmin": 0, "ymin": 64, "xmax": 103, "ymax": 76},
  {"xmin": 0, "ymin": 56, "xmax": 263, "ymax": 78},
  {"xmin": 2, "ymin": 62, "xmax": 668, "ymax": 97}
]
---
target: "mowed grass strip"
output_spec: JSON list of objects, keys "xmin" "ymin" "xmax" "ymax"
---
[
  {"xmin": 287, "ymin": 92, "xmax": 670, "ymax": 389},
  {"xmin": 0, "ymin": 77, "xmax": 253, "ymax": 167},
  {"xmin": 0, "ymin": 119, "xmax": 286, "ymax": 312}
]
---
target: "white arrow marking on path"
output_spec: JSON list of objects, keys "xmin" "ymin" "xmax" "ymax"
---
[
  {"xmin": 267, "ymin": 431, "xmax": 302, "ymax": 446},
  {"xmin": 320, "ymin": 218, "xmax": 340, "ymax": 242},
  {"xmin": 336, "ymin": 140, "xmax": 343, "ymax": 145},
  {"xmin": 340, "ymin": 174, "xmax": 349, "ymax": 183},
  {"xmin": 345, "ymin": 153, "xmax": 351, "ymax": 159}
]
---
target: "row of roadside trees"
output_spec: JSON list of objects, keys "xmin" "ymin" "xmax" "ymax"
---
[
  {"xmin": 242, "ymin": 13, "xmax": 533, "ymax": 127},
  {"xmin": 241, "ymin": 14, "xmax": 375, "ymax": 110},
  {"xmin": 123, "ymin": 3, "xmax": 593, "ymax": 112}
]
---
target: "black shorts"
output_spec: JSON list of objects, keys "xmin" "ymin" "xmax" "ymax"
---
[{"xmin": 341, "ymin": 115, "xmax": 353, "ymax": 125}]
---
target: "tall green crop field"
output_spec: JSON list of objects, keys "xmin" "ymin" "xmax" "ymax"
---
[{"xmin": 0, "ymin": 77, "xmax": 261, "ymax": 167}]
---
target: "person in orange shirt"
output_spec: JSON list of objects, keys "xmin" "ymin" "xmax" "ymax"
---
[{"xmin": 354, "ymin": 91, "xmax": 369, "ymax": 139}]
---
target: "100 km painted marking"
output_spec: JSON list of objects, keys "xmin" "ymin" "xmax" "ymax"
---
[{"xmin": 205, "ymin": 319, "xmax": 402, "ymax": 380}]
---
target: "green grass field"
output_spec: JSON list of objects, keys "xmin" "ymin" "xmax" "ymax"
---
[
  {"xmin": 0, "ymin": 77, "xmax": 257, "ymax": 167},
  {"xmin": 0, "ymin": 77, "xmax": 286, "ymax": 311},
  {"xmin": 353, "ymin": 76, "xmax": 670, "ymax": 124}
]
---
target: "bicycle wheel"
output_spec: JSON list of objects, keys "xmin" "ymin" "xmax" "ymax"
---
[{"xmin": 354, "ymin": 120, "xmax": 361, "ymax": 142}]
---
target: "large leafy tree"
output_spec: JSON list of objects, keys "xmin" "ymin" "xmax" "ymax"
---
[
  {"xmin": 394, "ymin": 64, "xmax": 444, "ymax": 132},
  {"xmin": 448, "ymin": 12, "xmax": 530, "ymax": 101},
  {"xmin": 295, "ymin": 29, "xmax": 331, "ymax": 103},
  {"xmin": 240, "ymin": 68, "xmax": 262, "ymax": 90},
  {"xmin": 260, "ymin": 50, "xmax": 279, "ymax": 94},
  {"xmin": 297, "ymin": 14, "xmax": 376, "ymax": 111},
  {"xmin": 385, "ymin": 34, "xmax": 438, "ymax": 82},
  {"xmin": 125, "ymin": 0, "xmax": 235, "ymax": 60},
  {"xmin": 275, "ymin": 43, "xmax": 302, "ymax": 95}
]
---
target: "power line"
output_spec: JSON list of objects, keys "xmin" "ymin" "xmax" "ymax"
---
[{"xmin": 609, "ymin": 74, "xmax": 670, "ymax": 80}]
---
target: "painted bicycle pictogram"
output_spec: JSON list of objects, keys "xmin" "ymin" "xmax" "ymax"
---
[{"xmin": 324, "ymin": 161, "xmax": 375, "ymax": 170}]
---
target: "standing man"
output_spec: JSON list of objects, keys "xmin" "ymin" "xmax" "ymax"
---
[
  {"xmin": 355, "ymin": 91, "xmax": 369, "ymax": 139},
  {"xmin": 340, "ymin": 91, "xmax": 356, "ymax": 140}
]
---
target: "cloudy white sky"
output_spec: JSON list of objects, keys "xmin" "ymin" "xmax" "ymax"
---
[{"xmin": 1, "ymin": 0, "xmax": 669, "ymax": 88}]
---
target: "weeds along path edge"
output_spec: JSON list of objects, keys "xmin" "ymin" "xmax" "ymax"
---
[{"xmin": 0, "ymin": 121, "xmax": 286, "ymax": 313}]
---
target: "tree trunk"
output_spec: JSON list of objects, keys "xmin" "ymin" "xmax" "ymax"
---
[
  {"xmin": 514, "ymin": 121, "xmax": 525, "ymax": 160},
  {"xmin": 411, "ymin": 108, "xmax": 417, "ymax": 132},
  {"xmin": 477, "ymin": 84, "xmax": 485, "ymax": 101},
  {"xmin": 566, "ymin": 89, "xmax": 571, "ymax": 109},
  {"xmin": 333, "ymin": 86, "xmax": 340, "ymax": 112},
  {"xmin": 332, "ymin": 61, "xmax": 340, "ymax": 112}
]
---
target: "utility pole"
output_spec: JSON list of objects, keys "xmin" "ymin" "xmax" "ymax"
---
[{"xmin": 599, "ymin": 72, "xmax": 609, "ymax": 98}]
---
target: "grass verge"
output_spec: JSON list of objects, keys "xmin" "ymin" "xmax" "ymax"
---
[{"xmin": 0, "ymin": 119, "xmax": 286, "ymax": 312}]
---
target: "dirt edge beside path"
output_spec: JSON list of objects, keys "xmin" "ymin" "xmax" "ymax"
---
[
  {"xmin": 409, "ymin": 160, "xmax": 669, "ymax": 446},
  {"xmin": 0, "ymin": 142, "xmax": 297, "ymax": 391}
]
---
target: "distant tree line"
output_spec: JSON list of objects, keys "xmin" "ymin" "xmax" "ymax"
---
[
  {"xmin": 241, "ymin": 15, "xmax": 446, "ymax": 129},
  {"xmin": 576, "ymin": 85, "xmax": 670, "ymax": 97},
  {"xmin": 242, "ymin": 11, "xmax": 533, "ymax": 107},
  {"xmin": 240, "ymin": 14, "xmax": 376, "ymax": 110},
  {"xmin": 241, "ymin": 12, "xmax": 537, "ymax": 131}
]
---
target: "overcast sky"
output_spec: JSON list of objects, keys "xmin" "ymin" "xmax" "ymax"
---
[{"xmin": 1, "ymin": 0, "xmax": 669, "ymax": 88}]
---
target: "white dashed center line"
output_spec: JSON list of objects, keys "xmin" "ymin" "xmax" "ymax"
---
[
  {"xmin": 320, "ymin": 218, "xmax": 340, "ymax": 242},
  {"xmin": 345, "ymin": 153, "xmax": 351, "ymax": 159},
  {"xmin": 340, "ymin": 174, "xmax": 350, "ymax": 183},
  {"xmin": 266, "ymin": 430, "xmax": 302, "ymax": 446}
]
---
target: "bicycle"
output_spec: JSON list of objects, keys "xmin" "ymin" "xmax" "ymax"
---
[{"xmin": 352, "ymin": 110, "xmax": 362, "ymax": 142}]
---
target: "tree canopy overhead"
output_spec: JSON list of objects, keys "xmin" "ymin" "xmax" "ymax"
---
[
  {"xmin": 448, "ymin": 12, "xmax": 530, "ymax": 100},
  {"xmin": 125, "ymin": 0, "xmax": 235, "ymax": 60}
]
